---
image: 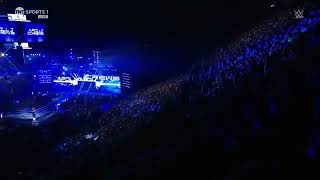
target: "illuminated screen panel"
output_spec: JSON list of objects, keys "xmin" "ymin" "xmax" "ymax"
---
[
  {"xmin": 37, "ymin": 70, "xmax": 53, "ymax": 84},
  {"xmin": 24, "ymin": 23, "xmax": 45, "ymax": 43},
  {"xmin": 0, "ymin": 22, "xmax": 19, "ymax": 42},
  {"xmin": 96, "ymin": 76, "xmax": 121, "ymax": 94},
  {"xmin": 53, "ymin": 74, "xmax": 121, "ymax": 94}
]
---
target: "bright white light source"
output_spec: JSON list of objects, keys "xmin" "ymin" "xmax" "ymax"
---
[
  {"xmin": 271, "ymin": 4, "xmax": 275, "ymax": 7},
  {"xmin": 1, "ymin": 53, "xmax": 5, "ymax": 57}
]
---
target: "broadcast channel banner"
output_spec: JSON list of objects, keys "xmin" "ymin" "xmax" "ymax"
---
[
  {"xmin": 0, "ymin": 22, "xmax": 19, "ymax": 42},
  {"xmin": 24, "ymin": 23, "xmax": 45, "ymax": 43}
]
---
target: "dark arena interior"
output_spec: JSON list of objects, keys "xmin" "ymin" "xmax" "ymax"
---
[{"xmin": 1, "ymin": 0, "xmax": 320, "ymax": 179}]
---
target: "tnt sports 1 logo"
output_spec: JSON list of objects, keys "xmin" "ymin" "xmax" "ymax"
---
[{"xmin": 15, "ymin": 7, "xmax": 48, "ymax": 19}]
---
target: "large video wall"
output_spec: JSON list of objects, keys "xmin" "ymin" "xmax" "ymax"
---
[
  {"xmin": 0, "ymin": 22, "xmax": 19, "ymax": 42},
  {"xmin": 35, "ymin": 68, "xmax": 122, "ymax": 95},
  {"xmin": 53, "ymin": 74, "xmax": 122, "ymax": 94},
  {"xmin": 23, "ymin": 23, "xmax": 45, "ymax": 43},
  {"xmin": 0, "ymin": 21, "xmax": 45, "ymax": 43}
]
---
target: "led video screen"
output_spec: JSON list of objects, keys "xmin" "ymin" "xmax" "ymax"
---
[
  {"xmin": 37, "ymin": 70, "xmax": 53, "ymax": 84},
  {"xmin": 24, "ymin": 23, "xmax": 45, "ymax": 43},
  {"xmin": 53, "ymin": 74, "xmax": 121, "ymax": 94},
  {"xmin": 0, "ymin": 22, "xmax": 19, "ymax": 42}
]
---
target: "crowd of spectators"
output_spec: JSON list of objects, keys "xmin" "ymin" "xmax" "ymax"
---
[
  {"xmin": 35, "ymin": 4, "xmax": 320, "ymax": 179},
  {"xmin": 57, "ymin": 5, "xmax": 320, "ymax": 153},
  {"xmin": 190, "ymin": 6, "xmax": 320, "ymax": 98}
]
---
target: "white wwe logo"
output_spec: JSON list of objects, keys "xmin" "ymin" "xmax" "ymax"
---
[{"xmin": 294, "ymin": 9, "xmax": 304, "ymax": 19}]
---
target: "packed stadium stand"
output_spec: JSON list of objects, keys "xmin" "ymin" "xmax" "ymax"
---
[{"xmin": 1, "ymin": 2, "xmax": 320, "ymax": 179}]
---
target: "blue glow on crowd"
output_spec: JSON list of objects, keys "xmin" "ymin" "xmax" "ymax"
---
[{"xmin": 56, "ymin": 6, "xmax": 320, "ymax": 157}]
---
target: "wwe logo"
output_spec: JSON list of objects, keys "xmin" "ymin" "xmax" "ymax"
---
[{"xmin": 294, "ymin": 9, "xmax": 304, "ymax": 19}]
